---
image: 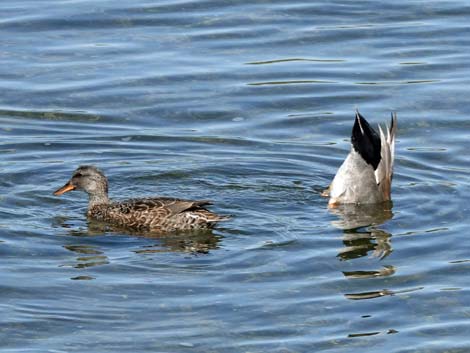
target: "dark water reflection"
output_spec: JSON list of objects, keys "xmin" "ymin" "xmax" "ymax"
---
[
  {"xmin": 1, "ymin": 0, "xmax": 470, "ymax": 352},
  {"xmin": 343, "ymin": 265, "xmax": 396, "ymax": 279},
  {"xmin": 329, "ymin": 203, "xmax": 394, "ymax": 230},
  {"xmin": 339, "ymin": 229, "xmax": 393, "ymax": 261},
  {"xmin": 329, "ymin": 203, "xmax": 394, "ymax": 260},
  {"xmin": 57, "ymin": 218, "xmax": 223, "ymax": 270}
]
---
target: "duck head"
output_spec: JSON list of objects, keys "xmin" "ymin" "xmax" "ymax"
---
[{"xmin": 54, "ymin": 165, "xmax": 109, "ymax": 202}]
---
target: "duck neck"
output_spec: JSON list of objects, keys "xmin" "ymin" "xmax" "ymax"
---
[{"xmin": 88, "ymin": 191, "xmax": 110, "ymax": 208}]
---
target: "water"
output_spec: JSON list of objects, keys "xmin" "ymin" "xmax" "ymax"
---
[{"xmin": 1, "ymin": 1, "xmax": 470, "ymax": 352}]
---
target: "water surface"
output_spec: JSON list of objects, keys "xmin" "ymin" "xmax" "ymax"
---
[{"xmin": 1, "ymin": 1, "xmax": 470, "ymax": 352}]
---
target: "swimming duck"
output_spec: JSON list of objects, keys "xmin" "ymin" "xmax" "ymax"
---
[
  {"xmin": 323, "ymin": 111, "xmax": 397, "ymax": 206},
  {"xmin": 53, "ymin": 165, "xmax": 229, "ymax": 232}
]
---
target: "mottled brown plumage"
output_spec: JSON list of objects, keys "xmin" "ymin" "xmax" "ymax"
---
[{"xmin": 54, "ymin": 165, "xmax": 229, "ymax": 232}]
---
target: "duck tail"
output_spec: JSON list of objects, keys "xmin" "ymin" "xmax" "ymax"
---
[
  {"xmin": 352, "ymin": 110, "xmax": 382, "ymax": 170},
  {"xmin": 212, "ymin": 214, "xmax": 232, "ymax": 222},
  {"xmin": 192, "ymin": 209, "xmax": 231, "ymax": 228},
  {"xmin": 375, "ymin": 112, "xmax": 397, "ymax": 200}
]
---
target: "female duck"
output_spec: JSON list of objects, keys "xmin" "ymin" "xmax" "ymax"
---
[
  {"xmin": 54, "ymin": 165, "xmax": 229, "ymax": 232},
  {"xmin": 323, "ymin": 111, "xmax": 397, "ymax": 206}
]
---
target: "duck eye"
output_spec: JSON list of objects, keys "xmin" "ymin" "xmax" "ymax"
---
[{"xmin": 74, "ymin": 172, "xmax": 83, "ymax": 178}]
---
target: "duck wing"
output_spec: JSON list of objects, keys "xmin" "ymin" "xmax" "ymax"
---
[
  {"xmin": 116, "ymin": 197, "xmax": 212, "ymax": 217},
  {"xmin": 153, "ymin": 198, "xmax": 230, "ymax": 223},
  {"xmin": 164, "ymin": 198, "xmax": 212, "ymax": 214}
]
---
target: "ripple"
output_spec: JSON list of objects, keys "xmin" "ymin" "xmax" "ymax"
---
[
  {"xmin": 247, "ymin": 79, "xmax": 337, "ymax": 86},
  {"xmin": 245, "ymin": 57, "xmax": 346, "ymax": 65}
]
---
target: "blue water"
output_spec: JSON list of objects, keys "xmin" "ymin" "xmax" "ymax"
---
[{"xmin": 1, "ymin": 1, "xmax": 470, "ymax": 352}]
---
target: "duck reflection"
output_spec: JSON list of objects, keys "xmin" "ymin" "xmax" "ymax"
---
[
  {"xmin": 132, "ymin": 231, "xmax": 220, "ymax": 254},
  {"xmin": 327, "ymin": 203, "xmax": 404, "ymax": 302},
  {"xmin": 345, "ymin": 286, "xmax": 423, "ymax": 300},
  {"xmin": 63, "ymin": 244, "xmax": 109, "ymax": 269},
  {"xmin": 339, "ymin": 228, "xmax": 392, "ymax": 261},
  {"xmin": 88, "ymin": 219, "xmax": 221, "ymax": 254},
  {"xmin": 328, "ymin": 203, "xmax": 394, "ymax": 260},
  {"xmin": 343, "ymin": 265, "xmax": 395, "ymax": 279},
  {"xmin": 54, "ymin": 216, "xmax": 221, "ymax": 255},
  {"xmin": 329, "ymin": 202, "xmax": 393, "ymax": 230}
]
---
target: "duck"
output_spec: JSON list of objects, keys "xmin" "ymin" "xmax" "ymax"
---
[
  {"xmin": 53, "ymin": 165, "xmax": 229, "ymax": 232},
  {"xmin": 322, "ymin": 110, "xmax": 397, "ymax": 207}
]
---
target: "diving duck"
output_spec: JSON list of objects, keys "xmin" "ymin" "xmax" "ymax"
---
[
  {"xmin": 53, "ymin": 165, "xmax": 229, "ymax": 232},
  {"xmin": 323, "ymin": 110, "xmax": 397, "ymax": 206}
]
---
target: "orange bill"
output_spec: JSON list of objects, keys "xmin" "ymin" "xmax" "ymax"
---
[{"xmin": 53, "ymin": 182, "xmax": 75, "ymax": 196}]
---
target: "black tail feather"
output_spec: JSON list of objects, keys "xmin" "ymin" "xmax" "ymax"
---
[{"xmin": 351, "ymin": 111, "xmax": 381, "ymax": 170}]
